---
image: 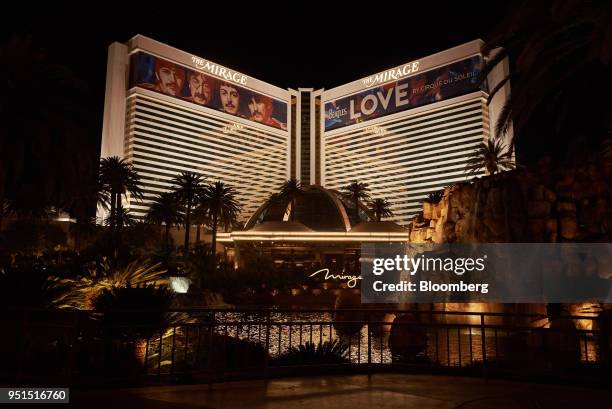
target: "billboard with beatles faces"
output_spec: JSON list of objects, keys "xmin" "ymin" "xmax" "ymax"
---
[
  {"xmin": 324, "ymin": 56, "xmax": 484, "ymax": 131},
  {"xmin": 129, "ymin": 52, "xmax": 288, "ymax": 131}
]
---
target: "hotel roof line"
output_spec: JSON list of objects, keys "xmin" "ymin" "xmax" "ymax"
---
[
  {"xmin": 127, "ymin": 35, "xmax": 487, "ymax": 104},
  {"xmin": 322, "ymin": 39, "xmax": 486, "ymax": 101},
  {"xmin": 127, "ymin": 34, "xmax": 291, "ymax": 101}
]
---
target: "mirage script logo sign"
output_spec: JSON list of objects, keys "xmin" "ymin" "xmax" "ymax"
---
[{"xmin": 309, "ymin": 269, "xmax": 362, "ymax": 288}]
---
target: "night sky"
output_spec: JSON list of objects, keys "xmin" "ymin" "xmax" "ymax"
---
[{"xmin": 1, "ymin": 3, "xmax": 514, "ymax": 153}]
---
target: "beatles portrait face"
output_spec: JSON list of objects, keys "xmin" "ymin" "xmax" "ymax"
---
[
  {"xmin": 155, "ymin": 62, "xmax": 184, "ymax": 96},
  {"xmin": 248, "ymin": 96, "xmax": 273, "ymax": 123},
  {"xmin": 219, "ymin": 83, "xmax": 240, "ymax": 114},
  {"xmin": 187, "ymin": 73, "xmax": 213, "ymax": 105}
]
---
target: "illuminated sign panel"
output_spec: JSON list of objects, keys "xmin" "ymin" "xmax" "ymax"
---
[
  {"xmin": 129, "ymin": 52, "xmax": 288, "ymax": 131},
  {"xmin": 190, "ymin": 56, "xmax": 248, "ymax": 86},
  {"xmin": 324, "ymin": 56, "xmax": 483, "ymax": 131},
  {"xmin": 362, "ymin": 61, "xmax": 420, "ymax": 88}
]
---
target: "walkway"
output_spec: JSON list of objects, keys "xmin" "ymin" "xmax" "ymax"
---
[{"xmin": 68, "ymin": 374, "xmax": 611, "ymax": 409}]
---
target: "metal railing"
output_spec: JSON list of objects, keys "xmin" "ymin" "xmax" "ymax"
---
[{"xmin": 2, "ymin": 308, "xmax": 609, "ymax": 386}]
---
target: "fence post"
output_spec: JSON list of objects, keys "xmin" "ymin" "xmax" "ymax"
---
[
  {"xmin": 367, "ymin": 312, "xmax": 372, "ymax": 380},
  {"xmin": 598, "ymin": 312, "xmax": 610, "ymax": 369},
  {"xmin": 207, "ymin": 312, "xmax": 215, "ymax": 388},
  {"xmin": 66, "ymin": 310, "xmax": 80, "ymax": 385},
  {"xmin": 16, "ymin": 309, "xmax": 28, "ymax": 384},
  {"xmin": 264, "ymin": 311, "xmax": 270, "ymax": 384},
  {"xmin": 480, "ymin": 313, "xmax": 487, "ymax": 380}
]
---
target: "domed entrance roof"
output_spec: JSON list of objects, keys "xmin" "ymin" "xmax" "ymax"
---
[
  {"xmin": 350, "ymin": 221, "xmax": 407, "ymax": 233},
  {"xmin": 249, "ymin": 221, "xmax": 314, "ymax": 233},
  {"xmin": 245, "ymin": 185, "xmax": 355, "ymax": 232}
]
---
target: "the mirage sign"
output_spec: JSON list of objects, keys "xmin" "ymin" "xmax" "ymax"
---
[{"xmin": 324, "ymin": 56, "xmax": 483, "ymax": 131}]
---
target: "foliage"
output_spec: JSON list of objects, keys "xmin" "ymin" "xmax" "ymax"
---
[
  {"xmin": 0, "ymin": 262, "xmax": 61, "ymax": 309},
  {"xmin": 341, "ymin": 180, "xmax": 371, "ymax": 224},
  {"xmin": 123, "ymin": 221, "xmax": 165, "ymax": 258},
  {"xmin": 92, "ymin": 283, "xmax": 175, "ymax": 341},
  {"xmin": 53, "ymin": 259, "xmax": 167, "ymax": 309},
  {"xmin": 191, "ymin": 250, "xmax": 305, "ymax": 299},
  {"xmin": 481, "ymin": 0, "xmax": 610, "ymax": 161},
  {"xmin": 277, "ymin": 178, "xmax": 304, "ymax": 222},
  {"xmin": 171, "ymin": 171, "xmax": 205, "ymax": 258},
  {"xmin": 104, "ymin": 206, "xmax": 137, "ymax": 228},
  {"xmin": 272, "ymin": 340, "xmax": 349, "ymax": 366},
  {"xmin": 200, "ymin": 334, "xmax": 267, "ymax": 371},
  {"xmin": 0, "ymin": 34, "xmax": 95, "ymax": 217},
  {"xmin": 368, "ymin": 198, "xmax": 393, "ymax": 222},
  {"xmin": 465, "ymin": 139, "xmax": 515, "ymax": 177},
  {"xmin": 146, "ymin": 190, "xmax": 183, "ymax": 232},
  {"xmin": 68, "ymin": 216, "xmax": 99, "ymax": 252},
  {"xmin": 199, "ymin": 181, "xmax": 241, "ymax": 272},
  {"xmin": 99, "ymin": 156, "xmax": 143, "ymax": 229},
  {"xmin": 421, "ymin": 190, "xmax": 444, "ymax": 204},
  {"xmin": 1, "ymin": 220, "xmax": 68, "ymax": 254}
]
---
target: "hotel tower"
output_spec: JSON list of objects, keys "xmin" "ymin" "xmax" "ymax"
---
[{"xmin": 100, "ymin": 35, "xmax": 511, "ymax": 227}]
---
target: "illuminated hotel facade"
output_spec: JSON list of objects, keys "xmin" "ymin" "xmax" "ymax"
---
[
  {"xmin": 100, "ymin": 36, "xmax": 510, "ymax": 227},
  {"xmin": 100, "ymin": 35, "xmax": 291, "ymax": 222}
]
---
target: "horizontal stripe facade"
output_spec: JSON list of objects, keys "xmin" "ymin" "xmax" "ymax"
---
[
  {"xmin": 324, "ymin": 99, "xmax": 487, "ymax": 225},
  {"xmin": 124, "ymin": 95, "xmax": 289, "ymax": 221}
]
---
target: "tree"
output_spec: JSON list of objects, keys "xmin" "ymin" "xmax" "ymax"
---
[
  {"xmin": 422, "ymin": 190, "xmax": 444, "ymax": 205},
  {"xmin": 341, "ymin": 181, "xmax": 371, "ymax": 224},
  {"xmin": 191, "ymin": 204, "xmax": 210, "ymax": 246},
  {"xmin": 481, "ymin": 0, "xmax": 611, "ymax": 161},
  {"xmin": 0, "ymin": 35, "xmax": 95, "ymax": 222},
  {"xmin": 4, "ymin": 191, "xmax": 50, "ymax": 221},
  {"xmin": 65, "ymin": 168, "xmax": 108, "ymax": 251},
  {"xmin": 99, "ymin": 156, "xmax": 143, "ymax": 230},
  {"xmin": 104, "ymin": 206, "xmax": 136, "ymax": 229},
  {"xmin": 278, "ymin": 178, "xmax": 304, "ymax": 222},
  {"xmin": 201, "ymin": 181, "xmax": 241, "ymax": 270},
  {"xmin": 69, "ymin": 215, "xmax": 98, "ymax": 252},
  {"xmin": 171, "ymin": 171, "xmax": 204, "ymax": 258},
  {"xmin": 146, "ymin": 192, "xmax": 184, "ymax": 251},
  {"xmin": 369, "ymin": 198, "xmax": 394, "ymax": 222},
  {"xmin": 465, "ymin": 139, "xmax": 515, "ymax": 177},
  {"xmin": 0, "ymin": 197, "xmax": 9, "ymax": 231}
]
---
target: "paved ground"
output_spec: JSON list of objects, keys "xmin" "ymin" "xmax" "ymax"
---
[{"xmin": 65, "ymin": 374, "xmax": 611, "ymax": 409}]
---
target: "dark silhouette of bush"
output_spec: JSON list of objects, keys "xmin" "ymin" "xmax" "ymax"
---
[
  {"xmin": 92, "ymin": 283, "xmax": 175, "ymax": 342},
  {"xmin": 272, "ymin": 340, "xmax": 349, "ymax": 366}
]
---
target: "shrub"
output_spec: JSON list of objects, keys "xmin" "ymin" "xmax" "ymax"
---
[
  {"xmin": 421, "ymin": 190, "xmax": 444, "ymax": 204},
  {"xmin": 53, "ymin": 259, "xmax": 167, "ymax": 309},
  {"xmin": 272, "ymin": 340, "xmax": 349, "ymax": 366},
  {"xmin": 91, "ymin": 283, "xmax": 175, "ymax": 342},
  {"xmin": 0, "ymin": 264, "xmax": 60, "ymax": 309}
]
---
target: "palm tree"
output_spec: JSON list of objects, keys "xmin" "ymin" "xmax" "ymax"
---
[
  {"xmin": 146, "ymin": 192, "xmax": 184, "ymax": 251},
  {"xmin": 0, "ymin": 35, "xmax": 92, "ymax": 228},
  {"xmin": 341, "ymin": 181, "xmax": 371, "ymax": 224},
  {"xmin": 200, "ymin": 181, "xmax": 241, "ymax": 270},
  {"xmin": 422, "ymin": 190, "xmax": 444, "ymax": 205},
  {"xmin": 65, "ymin": 169, "xmax": 109, "ymax": 251},
  {"xmin": 369, "ymin": 198, "xmax": 394, "ymax": 222},
  {"xmin": 99, "ymin": 156, "xmax": 143, "ymax": 230},
  {"xmin": 465, "ymin": 140, "xmax": 515, "ymax": 177},
  {"xmin": 191, "ymin": 205, "xmax": 210, "ymax": 246},
  {"xmin": 171, "ymin": 171, "xmax": 204, "ymax": 258},
  {"xmin": 5, "ymin": 189, "xmax": 51, "ymax": 221},
  {"xmin": 278, "ymin": 179, "xmax": 304, "ymax": 222},
  {"xmin": 481, "ymin": 0, "xmax": 610, "ymax": 157},
  {"xmin": 105, "ymin": 206, "xmax": 136, "ymax": 229}
]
